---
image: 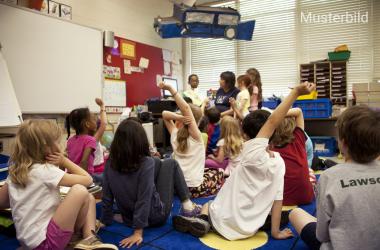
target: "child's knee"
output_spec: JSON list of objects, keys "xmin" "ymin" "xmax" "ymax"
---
[
  {"xmin": 70, "ymin": 184, "xmax": 89, "ymax": 198},
  {"xmin": 88, "ymin": 193, "xmax": 95, "ymax": 204}
]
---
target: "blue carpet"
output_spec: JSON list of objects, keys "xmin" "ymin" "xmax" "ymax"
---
[{"xmin": 1, "ymin": 193, "xmax": 317, "ymax": 250}]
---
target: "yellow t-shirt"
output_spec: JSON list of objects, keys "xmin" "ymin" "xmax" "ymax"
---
[{"xmin": 236, "ymin": 89, "xmax": 250, "ymax": 117}]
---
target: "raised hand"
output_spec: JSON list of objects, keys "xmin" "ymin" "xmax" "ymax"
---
[
  {"xmin": 295, "ymin": 82, "xmax": 316, "ymax": 96},
  {"xmin": 95, "ymin": 98, "xmax": 104, "ymax": 107}
]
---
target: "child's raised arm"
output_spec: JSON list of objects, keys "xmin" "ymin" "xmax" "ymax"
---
[
  {"xmin": 162, "ymin": 111, "xmax": 185, "ymax": 134},
  {"xmin": 256, "ymin": 82, "xmax": 315, "ymax": 139},
  {"xmin": 158, "ymin": 83, "xmax": 201, "ymax": 141},
  {"xmin": 94, "ymin": 98, "xmax": 107, "ymax": 141},
  {"xmin": 286, "ymin": 108, "xmax": 304, "ymax": 130}
]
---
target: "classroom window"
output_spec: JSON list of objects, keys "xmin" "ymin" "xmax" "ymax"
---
[{"xmin": 186, "ymin": 0, "xmax": 379, "ymax": 98}]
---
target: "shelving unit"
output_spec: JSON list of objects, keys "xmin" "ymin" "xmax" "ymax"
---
[
  {"xmin": 330, "ymin": 61, "xmax": 347, "ymax": 106},
  {"xmin": 299, "ymin": 61, "xmax": 348, "ymax": 106},
  {"xmin": 315, "ymin": 62, "xmax": 330, "ymax": 99}
]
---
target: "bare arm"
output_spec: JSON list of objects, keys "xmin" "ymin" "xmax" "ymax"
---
[
  {"xmin": 158, "ymin": 83, "xmax": 201, "ymax": 141},
  {"xmin": 230, "ymin": 98, "xmax": 244, "ymax": 121},
  {"xmin": 256, "ymin": 82, "xmax": 315, "ymax": 139},
  {"xmin": 208, "ymin": 146, "xmax": 225, "ymax": 163},
  {"xmin": 0, "ymin": 183, "xmax": 10, "ymax": 209},
  {"xmin": 162, "ymin": 111, "xmax": 184, "ymax": 134},
  {"xmin": 201, "ymin": 99, "xmax": 209, "ymax": 116},
  {"xmin": 286, "ymin": 108, "xmax": 304, "ymax": 130},
  {"xmin": 271, "ymin": 200, "xmax": 293, "ymax": 239},
  {"xmin": 46, "ymin": 153, "xmax": 93, "ymax": 187},
  {"xmin": 221, "ymin": 108, "xmax": 234, "ymax": 117},
  {"xmin": 94, "ymin": 98, "xmax": 107, "ymax": 141},
  {"xmin": 79, "ymin": 147, "xmax": 94, "ymax": 172}
]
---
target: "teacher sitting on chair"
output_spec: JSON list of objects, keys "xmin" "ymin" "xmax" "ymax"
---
[
  {"xmin": 215, "ymin": 71, "xmax": 240, "ymax": 117},
  {"xmin": 182, "ymin": 74, "xmax": 203, "ymax": 106}
]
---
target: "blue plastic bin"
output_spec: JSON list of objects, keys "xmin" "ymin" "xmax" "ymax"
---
[
  {"xmin": 0, "ymin": 154, "xmax": 9, "ymax": 181},
  {"xmin": 293, "ymin": 98, "xmax": 332, "ymax": 118},
  {"xmin": 262, "ymin": 100, "xmax": 280, "ymax": 109},
  {"xmin": 310, "ymin": 136, "xmax": 337, "ymax": 157}
]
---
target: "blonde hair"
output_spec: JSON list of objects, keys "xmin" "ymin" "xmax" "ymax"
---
[
  {"xmin": 220, "ymin": 116, "xmax": 243, "ymax": 157},
  {"xmin": 9, "ymin": 120, "xmax": 62, "ymax": 187},
  {"xmin": 271, "ymin": 117, "xmax": 296, "ymax": 146},
  {"xmin": 176, "ymin": 104, "xmax": 202, "ymax": 153}
]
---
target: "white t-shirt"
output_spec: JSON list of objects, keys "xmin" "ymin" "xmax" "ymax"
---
[
  {"xmin": 236, "ymin": 89, "xmax": 250, "ymax": 117},
  {"xmin": 217, "ymin": 139, "xmax": 242, "ymax": 176},
  {"xmin": 171, "ymin": 128, "xmax": 205, "ymax": 187},
  {"xmin": 209, "ymin": 138, "xmax": 285, "ymax": 240},
  {"xmin": 7, "ymin": 163, "xmax": 65, "ymax": 249},
  {"xmin": 93, "ymin": 141, "xmax": 105, "ymax": 166},
  {"xmin": 183, "ymin": 88, "xmax": 203, "ymax": 106}
]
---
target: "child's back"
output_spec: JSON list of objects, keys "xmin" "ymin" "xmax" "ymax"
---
[
  {"xmin": 209, "ymin": 137, "xmax": 285, "ymax": 240},
  {"xmin": 272, "ymin": 127, "xmax": 314, "ymax": 205},
  {"xmin": 317, "ymin": 161, "xmax": 380, "ymax": 249},
  {"xmin": 8, "ymin": 163, "xmax": 64, "ymax": 248},
  {"xmin": 67, "ymin": 135, "xmax": 96, "ymax": 173}
]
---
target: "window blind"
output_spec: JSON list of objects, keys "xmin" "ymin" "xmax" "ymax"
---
[
  {"xmin": 299, "ymin": 0, "xmax": 373, "ymax": 96},
  {"xmin": 186, "ymin": 0, "xmax": 377, "ymax": 98}
]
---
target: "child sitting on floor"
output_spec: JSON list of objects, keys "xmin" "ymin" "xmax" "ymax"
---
[
  {"xmin": 205, "ymin": 116, "xmax": 243, "ymax": 176},
  {"xmin": 66, "ymin": 98, "xmax": 105, "ymax": 184},
  {"xmin": 270, "ymin": 108, "xmax": 315, "ymax": 205},
  {"xmin": 172, "ymin": 82, "xmax": 316, "ymax": 240},
  {"xmin": 201, "ymin": 100, "xmax": 222, "ymax": 155},
  {"xmin": 101, "ymin": 118, "xmax": 200, "ymax": 248},
  {"xmin": 6, "ymin": 120, "xmax": 116, "ymax": 250},
  {"xmin": 92, "ymin": 98, "xmax": 108, "ymax": 176},
  {"xmin": 289, "ymin": 105, "xmax": 380, "ymax": 250},
  {"xmin": 159, "ymin": 82, "xmax": 224, "ymax": 198}
]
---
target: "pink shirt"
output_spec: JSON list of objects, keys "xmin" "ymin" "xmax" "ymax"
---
[
  {"xmin": 250, "ymin": 86, "xmax": 259, "ymax": 111},
  {"xmin": 67, "ymin": 135, "xmax": 97, "ymax": 174}
]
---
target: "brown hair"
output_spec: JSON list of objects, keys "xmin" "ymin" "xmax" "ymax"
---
[
  {"xmin": 237, "ymin": 74, "xmax": 253, "ymax": 95},
  {"xmin": 9, "ymin": 120, "xmax": 62, "ymax": 187},
  {"xmin": 271, "ymin": 118, "xmax": 296, "ymax": 146},
  {"xmin": 246, "ymin": 68, "xmax": 263, "ymax": 101},
  {"xmin": 220, "ymin": 116, "xmax": 243, "ymax": 157},
  {"xmin": 176, "ymin": 104, "xmax": 202, "ymax": 153},
  {"xmin": 336, "ymin": 105, "xmax": 380, "ymax": 163}
]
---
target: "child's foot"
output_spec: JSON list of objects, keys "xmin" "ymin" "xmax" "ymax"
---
[
  {"xmin": 73, "ymin": 231, "xmax": 118, "ymax": 250},
  {"xmin": 180, "ymin": 203, "xmax": 202, "ymax": 217},
  {"xmin": 172, "ymin": 215, "xmax": 210, "ymax": 238}
]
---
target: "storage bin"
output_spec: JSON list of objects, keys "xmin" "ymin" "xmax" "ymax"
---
[
  {"xmin": 293, "ymin": 98, "xmax": 332, "ymax": 118},
  {"xmin": 262, "ymin": 100, "xmax": 280, "ymax": 109},
  {"xmin": 0, "ymin": 154, "xmax": 9, "ymax": 181},
  {"xmin": 310, "ymin": 136, "xmax": 337, "ymax": 157},
  {"xmin": 328, "ymin": 51, "xmax": 351, "ymax": 61}
]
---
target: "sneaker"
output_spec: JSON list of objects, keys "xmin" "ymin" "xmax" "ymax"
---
[
  {"xmin": 179, "ymin": 204, "xmax": 202, "ymax": 217},
  {"xmin": 172, "ymin": 215, "xmax": 210, "ymax": 238},
  {"xmin": 73, "ymin": 231, "xmax": 118, "ymax": 250}
]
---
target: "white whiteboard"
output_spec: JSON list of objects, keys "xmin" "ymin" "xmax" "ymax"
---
[
  {"xmin": 0, "ymin": 51, "xmax": 22, "ymax": 127},
  {"xmin": 103, "ymin": 79, "xmax": 126, "ymax": 107},
  {"xmin": 0, "ymin": 4, "xmax": 103, "ymax": 113}
]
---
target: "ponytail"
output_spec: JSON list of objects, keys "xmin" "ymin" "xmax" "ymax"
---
[
  {"xmin": 65, "ymin": 114, "xmax": 71, "ymax": 140},
  {"xmin": 176, "ymin": 126, "xmax": 190, "ymax": 153}
]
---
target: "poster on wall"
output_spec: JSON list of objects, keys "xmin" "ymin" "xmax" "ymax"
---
[
  {"xmin": 48, "ymin": 0, "xmax": 60, "ymax": 17},
  {"xmin": 60, "ymin": 4, "xmax": 72, "ymax": 20},
  {"xmin": 103, "ymin": 65, "xmax": 121, "ymax": 79},
  {"xmin": 40, "ymin": 0, "xmax": 48, "ymax": 13},
  {"xmin": 120, "ymin": 39, "xmax": 136, "ymax": 60}
]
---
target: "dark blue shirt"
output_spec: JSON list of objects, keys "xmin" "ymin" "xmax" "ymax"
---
[
  {"xmin": 215, "ymin": 87, "xmax": 240, "ymax": 113},
  {"xmin": 101, "ymin": 157, "xmax": 165, "ymax": 229}
]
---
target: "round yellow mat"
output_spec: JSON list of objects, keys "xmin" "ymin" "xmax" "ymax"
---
[
  {"xmin": 282, "ymin": 205, "xmax": 297, "ymax": 211},
  {"xmin": 199, "ymin": 231, "xmax": 268, "ymax": 250}
]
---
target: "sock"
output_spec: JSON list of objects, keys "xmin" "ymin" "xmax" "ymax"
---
[{"xmin": 182, "ymin": 199, "xmax": 193, "ymax": 211}]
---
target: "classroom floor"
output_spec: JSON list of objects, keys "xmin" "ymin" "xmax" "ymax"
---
[{"xmin": 0, "ymin": 194, "xmax": 317, "ymax": 250}]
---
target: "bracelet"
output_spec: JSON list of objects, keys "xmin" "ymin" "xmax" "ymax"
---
[{"xmin": 100, "ymin": 109, "xmax": 106, "ymax": 112}]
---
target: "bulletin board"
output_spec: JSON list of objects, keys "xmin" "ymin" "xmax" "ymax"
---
[
  {"xmin": 103, "ymin": 79, "xmax": 126, "ymax": 107},
  {"xmin": 103, "ymin": 36, "xmax": 165, "ymax": 107}
]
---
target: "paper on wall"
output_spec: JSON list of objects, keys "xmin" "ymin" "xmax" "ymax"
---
[
  {"xmin": 139, "ymin": 57, "xmax": 149, "ymax": 69},
  {"xmin": 123, "ymin": 59, "xmax": 131, "ymax": 74},
  {"xmin": 162, "ymin": 49, "xmax": 172, "ymax": 62},
  {"xmin": 164, "ymin": 61, "xmax": 171, "ymax": 75},
  {"xmin": 172, "ymin": 51, "xmax": 180, "ymax": 65},
  {"xmin": 131, "ymin": 66, "xmax": 143, "ymax": 73}
]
